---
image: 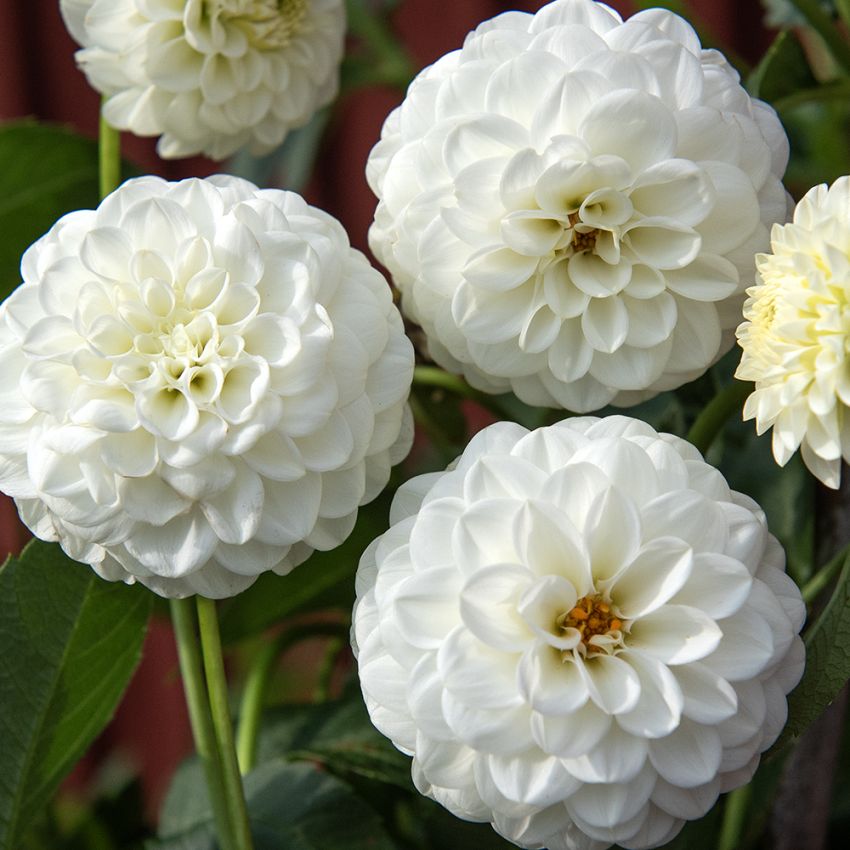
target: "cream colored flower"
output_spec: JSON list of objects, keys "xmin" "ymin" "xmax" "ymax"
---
[
  {"xmin": 737, "ymin": 176, "xmax": 850, "ymax": 489},
  {"xmin": 353, "ymin": 416, "xmax": 804, "ymax": 850},
  {"xmin": 60, "ymin": 0, "xmax": 346, "ymax": 159},
  {"xmin": 367, "ymin": 0, "xmax": 790, "ymax": 412},
  {"xmin": 0, "ymin": 175, "xmax": 413, "ymax": 598}
]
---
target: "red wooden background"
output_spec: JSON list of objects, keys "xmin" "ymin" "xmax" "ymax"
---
[{"xmin": 0, "ymin": 0, "xmax": 773, "ymax": 823}]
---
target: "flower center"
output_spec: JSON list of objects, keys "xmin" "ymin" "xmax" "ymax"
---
[
  {"xmin": 557, "ymin": 594, "xmax": 624, "ymax": 656},
  {"xmin": 212, "ymin": 0, "xmax": 308, "ymax": 49},
  {"xmin": 570, "ymin": 224, "xmax": 599, "ymax": 254}
]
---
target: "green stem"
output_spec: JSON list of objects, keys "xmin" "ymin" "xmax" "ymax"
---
[
  {"xmin": 837, "ymin": 0, "xmax": 850, "ymax": 30},
  {"xmin": 196, "ymin": 597, "xmax": 255, "ymax": 850},
  {"xmin": 789, "ymin": 0, "xmax": 850, "ymax": 75},
  {"xmin": 773, "ymin": 79, "xmax": 850, "ymax": 112},
  {"xmin": 98, "ymin": 108, "xmax": 121, "ymax": 199},
  {"xmin": 687, "ymin": 380, "xmax": 752, "ymax": 456},
  {"xmin": 413, "ymin": 366, "xmax": 478, "ymax": 398},
  {"xmin": 314, "ymin": 636, "xmax": 344, "ymax": 704},
  {"xmin": 718, "ymin": 784, "xmax": 752, "ymax": 850},
  {"xmin": 169, "ymin": 599, "xmax": 236, "ymax": 850},
  {"xmin": 235, "ymin": 622, "xmax": 349, "ymax": 774},
  {"xmin": 801, "ymin": 543, "xmax": 850, "ymax": 603},
  {"xmin": 412, "ymin": 365, "xmax": 515, "ymax": 421},
  {"xmin": 344, "ymin": 0, "xmax": 415, "ymax": 91}
]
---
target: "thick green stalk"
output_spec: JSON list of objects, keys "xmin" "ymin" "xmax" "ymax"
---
[
  {"xmin": 687, "ymin": 380, "xmax": 752, "ymax": 456},
  {"xmin": 169, "ymin": 599, "xmax": 236, "ymax": 850},
  {"xmin": 98, "ymin": 108, "xmax": 121, "ymax": 199},
  {"xmin": 789, "ymin": 0, "xmax": 850, "ymax": 75},
  {"xmin": 236, "ymin": 622, "xmax": 348, "ymax": 774},
  {"xmin": 196, "ymin": 597, "xmax": 255, "ymax": 850},
  {"xmin": 718, "ymin": 785, "xmax": 752, "ymax": 850}
]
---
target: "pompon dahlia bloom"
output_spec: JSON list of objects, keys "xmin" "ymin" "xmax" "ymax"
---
[
  {"xmin": 0, "ymin": 175, "xmax": 413, "ymax": 598},
  {"xmin": 353, "ymin": 417, "xmax": 804, "ymax": 850},
  {"xmin": 60, "ymin": 0, "xmax": 346, "ymax": 160},
  {"xmin": 737, "ymin": 177, "xmax": 850, "ymax": 489},
  {"xmin": 367, "ymin": 0, "xmax": 790, "ymax": 412}
]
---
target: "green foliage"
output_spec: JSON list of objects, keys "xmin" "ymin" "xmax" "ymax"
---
[
  {"xmin": 748, "ymin": 30, "xmax": 818, "ymax": 102},
  {"xmin": 150, "ymin": 760, "xmax": 399, "ymax": 850},
  {"xmin": 776, "ymin": 548, "xmax": 850, "ymax": 747},
  {"xmin": 0, "ymin": 122, "xmax": 101, "ymax": 301},
  {"xmin": 256, "ymin": 686, "xmax": 411, "ymax": 789},
  {"xmin": 0, "ymin": 541, "xmax": 151, "ymax": 850}
]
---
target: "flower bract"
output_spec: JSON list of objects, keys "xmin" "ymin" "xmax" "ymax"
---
[
  {"xmin": 737, "ymin": 176, "xmax": 850, "ymax": 489},
  {"xmin": 0, "ymin": 175, "xmax": 413, "ymax": 598},
  {"xmin": 353, "ymin": 416, "xmax": 804, "ymax": 850},
  {"xmin": 60, "ymin": 0, "xmax": 346, "ymax": 160},
  {"xmin": 367, "ymin": 0, "xmax": 790, "ymax": 412}
]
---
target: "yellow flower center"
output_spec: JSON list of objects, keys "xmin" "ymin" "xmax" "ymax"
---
[{"xmin": 558, "ymin": 594, "xmax": 624, "ymax": 655}]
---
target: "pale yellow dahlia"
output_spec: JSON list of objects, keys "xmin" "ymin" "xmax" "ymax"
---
[{"xmin": 736, "ymin": 176, "xmax": 850, "ymax": 488}]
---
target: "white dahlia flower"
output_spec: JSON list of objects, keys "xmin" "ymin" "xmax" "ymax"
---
[
  {"xmin": 737, "ymin": 177, "xmax": 850, "ymax": 489},
  {"xmin": 0, "ymin": 175, "xmax": 413, "ymax": 598},
  {"xmin": 367, "ymin": 0, "xmax": 790, "ymax": 412},
  {"xmin": 60, "ymin": 0, "xmax": 346, "ymax": 160},
  {"xmin": 353, "ymin": 416, "xmax": 804, "ymax": 850}
]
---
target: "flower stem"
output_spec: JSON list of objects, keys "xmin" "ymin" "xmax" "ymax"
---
[
  {"xmin": 235, "ymin": 622, "xmax": 348, "ymax": 774},
  {"xmin": 718, "ymin": 784, "xmax": 752, "ymax": 850},
  {"xmin": 196, "ymin": 596, "xmax": 255, "ymax": 850},
  {"xmin": 98, "ymin": 107, "xmax": 121, "ymax": 199},
  {"xmin": 412, "ymin": 365, "xmax": 518, "ymax": 422},
  {"xmin": 169, "ymin": 599, "xmax": 236, "ymax": 850},
  {"xmin": 687, "ymin": 380, "xmax": 752, "ymax": 456},
  {"xmin": 314, "ymin": 636, "xmax": 344, "ymax": 704},
  {"xmin": 788, "ymin": 0, "xmax": 850, "ymax": 75},
  {"xmin": 837, "ymin": 0, "xmax": 850, "ymax": 31},
  {"xmin": 801, "ymin": 543, "xmax": 850, "ymax": 603}
]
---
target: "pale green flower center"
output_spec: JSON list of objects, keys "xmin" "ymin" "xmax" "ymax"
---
[{"xmin": 209, "ymin": 0, "xmax": 309, "ymax": 49}]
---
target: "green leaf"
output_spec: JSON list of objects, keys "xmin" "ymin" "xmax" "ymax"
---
[
  {"xmin": 217, "ymin": 492, "xmax": 392, "ymax": 644},
  {"xmin": 152, "ymin": 760, "xmax": 400, "ymax": 850},
  {"xmin": 406, "ymin": 795, "xmax": 516, "ymax": 850},
  {"xmin": 747, "ymin": 30, "xmax": 818, "ymax": 102},
  {"xmin": 257, "ymin": 688, "xmax": 412, "ymax": 789},
  {"xmin": 0, "ymin": 122, "xmax": 101, "ymax": 302},
  {"xmin": 0, "ymin": 540, "xmax": 152, "ymax": 850},
  {"xmin": 772, "ymin": 547, "xmax": 850, "ymax": 750}
]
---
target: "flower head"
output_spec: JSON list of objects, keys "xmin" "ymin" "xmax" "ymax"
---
[
  {"xmin": 737, "ymin": 176, "xmax": 850, "ymax": 489},
  {"xmin": 353, "ymin": 416, "xmax": 804, "ymax": 850},
  {"xmin": 60, "ymin": 0, "xmax": 346, "ymax": 159},
  {"xmin": 367, "ymin": 0, "xmax": 790, "ymax": 412},
  {"xmin": 0, "ymin": 175, "xmax": 413, "ymax": 598}
]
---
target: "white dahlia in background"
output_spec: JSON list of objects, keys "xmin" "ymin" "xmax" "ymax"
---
[
  {"xmin": 60, "ymin": 0, "xmax": 346, "ymax": 160},
  {"xmin": 353, "ymin": 416, "xmax": 804, "ymax": 850},
  {"xmin": 737, "ymin": 177, "xmax": 850, "ymax": 489},
  {"xmin": 367, "ymin": 0, "xmax": 790, "ymax": 413},
  {"xmin": 0, "ymin": 175, "xmax": 413, "ymax": 598}
]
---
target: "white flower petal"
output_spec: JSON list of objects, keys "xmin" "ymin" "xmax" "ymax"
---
[
  {"xmin": 649, "ymin": 719, "xmax": 722, "ymax": 788},
  {"xmin": 612, "ymin": 538, "xmax": 693, "ymax": 619},
  {"xmin": 530, "ymin": 698, "xmax": 611, "ymax": 757},
  {"xmin": 461, "ymin": 563, "xmax": 536, "ymax": 652},
  {"xmin": 563, "ymin": 722, "xmax": 648, "ymax": 783},
  {"xmin": 628, "ymin": 604, "xmax": 722, "ymax": 664},
  {"xmin": 487, "ymin": 750, "xmax": 582, "ymax": 808}
]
